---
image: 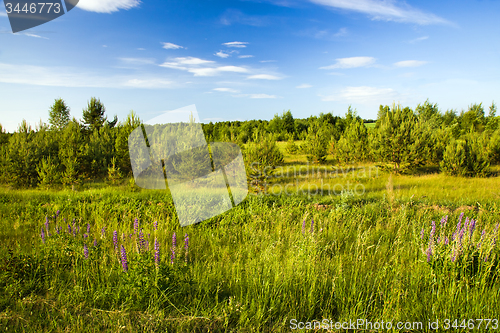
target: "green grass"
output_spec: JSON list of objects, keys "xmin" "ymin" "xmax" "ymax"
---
[{"xmin": 1, "ymin": 144, "xmax": 500, "ymax": 332}]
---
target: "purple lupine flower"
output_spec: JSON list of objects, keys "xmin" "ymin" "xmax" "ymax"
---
[
  {"xmin": 440, "ymin": 215, "xmax": 448, "ymax": 227},
  {"xmin": 101, "ymin": 226, "xmax": 106, "ymax": 237},
  {"xmin": 56, "ymin": 226, "xmax": 60, "ymax": 234},
  {"xmin": 133, "ymin": 218, "xmax": 139, "ymax": 234},
  {"xmin": 430, "ymin": 221, "xmax": 436, "ymax": 240},
  {"xmin": 83, "ymin": 244, "xmax": 89, "ymax": 259},
  {"xmin": 154, "ymin": 237, "xmax": 160, "ymax": 267},
  {"xmin": 77, "ymin": 225, "xmax": 80, "ymax": 234},
  {"xmin": 122, "ymin": 233, "xmax": 125, "ymax": 241},
  {"xmin": 41, "ymin": 227, "xmax": 46, "ymax": 244},
  {"xmin": 302, "ymin": 219, "xmax": 306, "ymax": 234},
  {"xmin": 445, "ymin": 237, "xmax": 449, "ymax": 245},
  {"xmin": 146, "ymin": 240, "xmax": 149, "ymax": 250},
  {"xmin": 184, "ymin": 233, "xmax": 189, "ymax": 262},
  {"xmin": 87, "ymin": 223, "xmax": 91, "ymax": 234},
  {"xmin": 137, "ymin": 229, "xmax": 146, "ymax": 253},
  {"xmin": 93, "ymin": 238, "xmax": 98, "ymax": 247},
  {"xmin": 458, "ymin": 212, "xmax": 464, "ymax": 225},
  {"xmin": 484, "ymin": 255, "xmax": 489, "ymax": 262},
  {"xmin": 56, "ymin": 210, "xmax": 60, "ymax": 217},
  {"xmin": 459, "ymin": 227, "xmax": 465, "ymax": 246},
  {"xmin": 469, "ymin": 219, "xmax": 476, "ymax": 236},
  {"xmin": 170, "ymin": 247, "xmax": 175, "ymax": 264},
  {"xmin": 45, "ymin": 216, "xmax": 50, "ymax": 236},
  {"xmin": 113, "ymin": 230, "xmax": 118, "ymax": 251},
  {"xmin": 451, "ymin": 232, "xmax": 456, "ymax": 241},
  {"xmin": 68, "ymin": 224, "xmax": 72, "ymax": 234},
  {"xmin": 437, "ymin": 237, "xmax": 441, "ymax": 244},
  {"xmin": 420, "ymin": 227, "xmax": 425, "ymax": 240},
  {"xmin": 120, "ymin": 245, "xmax": 128, "ymax": 272},
  {"xmin": 154, "ymin": 221, "xmax": 158, "ymax": 230},
  {"xmin": 83, "ymin": 234, "xmax": 88, "ymax": 240},
  {"xmin": 451, "ymin": 252, "xmax": 456, "ymax": 262},
  {"xmin": 171, "ymin": 232, "xmax": 177, "ymax": 264},
  {"xmin": 426, "ymin": 244, "xmax": 432, "ymax": 262},
  {"xmin": 310, "ymin": 218, "xmax": 314, "ymax": 233}
]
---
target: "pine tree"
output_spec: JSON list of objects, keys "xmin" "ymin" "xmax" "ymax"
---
[
  {"xmin": 371, "ymin": 103, "xmax": 427, "ymax": 173},
  {"xmin": 48, "ymin": 98, "xmax": 70, "ymax": 129},
  {"xmin": 82, "ymin": 97, "xmax": 107, "ymax": 132}
]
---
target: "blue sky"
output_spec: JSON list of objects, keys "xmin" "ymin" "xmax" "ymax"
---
[{"xmin": 1, "ymin": 0, "xmax": 500, "ymax": 132}]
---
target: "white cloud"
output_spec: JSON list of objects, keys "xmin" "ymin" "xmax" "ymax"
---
[
  {"xmin": 394, "ymin": 60, "xmax": 427, "ymax": 67},
  {"xmin": 409, "ymin": 36, "xmax": 429, "ymax": 43},
  {"xmin": 0, "ymin": 11, "xmax": 7, "ymax": 17},
  {"xmin": 162, "ymin": 57, "xmax": 214, "ymax": 66},
  {"xmin": 296, "ymin": 84, "xmax": 312, "ymax": 89},
  {"xmin": 249, "ymin": 94, "xmax": 277, "ymax": 99},
  {"xmin": 123, "ymin": 79, "xmax": 174, "ymax": 88},
  {"xmin": 137, "ymin": 48, "xmax": 146, "ymax": 51},
  {"xmin": 260, "ymin": 60, "xmax": 276, "ymax": 63},
  {"xmin": 188, "ymin": 66, "xmax": 248, "ymax": 77},
  {"xmin": 77, "ymin": 0, "xmax": 141, "ymax": 13},
  {"xmin": 321, "ymin": 86, "xmax": 398, "ymax": 103},
  {"xmin": 308, "ymin": 0, "xmax": 452, "ymax": 25},
  {"xmin": 215, "ymin": 51, "xmax": 231, "ymax": 58},
  {"xmin": 247, "ymin": 74, "xmax": 282, "ymax": 80},
  {"xmin": 238, "ymin": 55, "xmax": 254, "ymax": 58},
  {"xmin": 0, "ymin": 62, "xmax": 174, "ymax": 89},
  {"xmin": 160, "ymin": 57, "xmax": 249, "ymax": 76},
  {"xmin": 213, "ymin": 88, "xmax": 240, "ymax": 93},
  {"xmin": 223, "ymin": 41, "xmax": 249, "ymax": 48},
  {"xmin": 162, "ymin": 42, "xmax": 184, "ymax": 50},
  {"xmin": 119, "ymin": 57, "xmax": 156, "ymax": 65},
  {"xmin": 320, "ymin": 56, "xmax": 375, "ymax": 70}
]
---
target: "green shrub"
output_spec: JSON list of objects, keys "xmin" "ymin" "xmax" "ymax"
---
[
  {"xmin": 440, "ymin": 134, "xmax": 489, "ymax": 176},
  {"xmin": 244, "ymin": 131, "xmax": 284, "ymax": 181}
]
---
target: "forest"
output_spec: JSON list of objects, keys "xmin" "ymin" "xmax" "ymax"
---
[{"xmin": 1, "ymin": 97, "xmax": 498, "ymax": 188}]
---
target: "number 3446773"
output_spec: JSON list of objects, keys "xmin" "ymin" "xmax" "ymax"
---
[{"xmin": 5, "ymin": 3, "xmax": 61, "ymax": 14}]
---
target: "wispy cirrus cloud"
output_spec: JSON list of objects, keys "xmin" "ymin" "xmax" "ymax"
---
[
  {"xmin": 162, "ymin": 42, "xmax": 184, "ymax": 50},
  {"xmin": 247, "ymin": 74, "xmax": 282, "ymax": 80},
  {"xmin": 213, "ymin": 88, "xmax": 278, "ymax": 99},
  {"xmin": 394, "ymin": 60, "xmax": 427, "ymax": 67},
  {"xmin": 220, "ymin": 9, "xmax": 270, "ymax": 26},
  {"xmin": 308, "ymin": 0, "xmax": 452, "ymax": 25},
  {"xmin": 320, "ymin": 56, "xmax": 375, "ymax": 70},
  {"xmin": 119, "ymin": 57, "xmax": 156, "ymax": 65},
  {"xmin": 0, "ymin": 62, "xmax": 174, "ymax": 89},
  {"xmin": 239, "ymin": 55, "xmax": 254, "ymax": 58},
  {"xmin": 409, "ymin": 36, "xmax": 429, "ymax": 43},
  {"xmin": 160, "ymin": 57, "xmax": 248, "ymax": 77},
  {"xmin": 215, "ymin": 51, "xmax": 231, "ymax": 58},
  {"xmin": 213, "ymin": 87, "xmax": 240, "ymax": 93},
  {"xmin": 321, "ymin": 86, "xmax": 398, "ymax": 103},
  {"xmin": 223, "ymin": 41, "xmax": 249, "ymax": 48},
  {"xmin": 77, "ymin": 0, "xmax": 141, "ymax": 13},
  {"xmin": 0, "ymin": 11, "xmax": 7, "ymax": 17},
  {"xmin": 296, "ymin": 84, "xmax": 312, "ymax": 89}
]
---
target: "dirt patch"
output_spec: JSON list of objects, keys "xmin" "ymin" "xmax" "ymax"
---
[
  {"xmin": 454, "ymin": 205, "xmax": 477, "ymax": 212},
  {"xmin": 312, "ymin": 203, "xmax": 332, "ymax": 211}
]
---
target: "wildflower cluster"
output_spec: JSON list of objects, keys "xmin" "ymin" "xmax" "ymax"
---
[
  {"xmin": 421, "ymin": 213, "xmax": 499, "ymax": 267},
  {"xmin": 39, "ymin": 213, "xmax": 191, "ymax": 272}
]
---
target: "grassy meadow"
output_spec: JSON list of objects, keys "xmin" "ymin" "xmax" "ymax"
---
[{"xmin": 1, "ymin": 142, "xmax": 500, "ymax": 332}]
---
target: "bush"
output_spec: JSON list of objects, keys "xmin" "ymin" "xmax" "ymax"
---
[
  {"xmin": 440, "ymin": 134, "xmax": 489, "ymax": 176},
  {"xmin": 303, "ymin": 120, "xmax": 330, "ymax": 163},
  {"xmin": 330, "ymin": 118, "xmax": 369, "ymax": 164},
  {"xmin": 244, "ymin": 131, "xmax": 284, "ymax": 181},
  {"xmin": 285, "ymin": 135, "xmax": 299, "ymax": 155}
]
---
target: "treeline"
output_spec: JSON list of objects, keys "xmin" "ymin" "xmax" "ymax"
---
[{"xmin": 0, "ymin": 98, "xmax": 499, "ymax": 188}]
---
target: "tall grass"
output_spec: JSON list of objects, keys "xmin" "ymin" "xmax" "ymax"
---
[{"xmin": 1, "ymin": 181, "xmax": 499, "ymax": 332}]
